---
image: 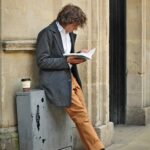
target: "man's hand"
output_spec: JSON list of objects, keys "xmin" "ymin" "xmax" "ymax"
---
[
  {"xmin": 66, "ymin": 49, "xmax": 88, "ymax": 64},
  {"xmin": 67, "ymin": 56, "xmax": 86, "ymax": 64},
  {"xmin": 80, "ymin": 49, "xmax": 89, "ymax": 53}
]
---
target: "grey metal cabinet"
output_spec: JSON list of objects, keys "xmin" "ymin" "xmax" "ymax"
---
[{"xmin": 16, "ymin": 90, "xmax": 73, "ymax": 150}]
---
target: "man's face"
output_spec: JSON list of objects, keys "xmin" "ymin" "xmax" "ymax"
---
[{"xmin": 64, "ymin": 23, "xmax": 79, "ymax": 33}]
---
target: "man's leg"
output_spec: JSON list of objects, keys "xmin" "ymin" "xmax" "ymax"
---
[{"xmin": 65, "ymin": 76, "xmax": 105, "ymax": 150}]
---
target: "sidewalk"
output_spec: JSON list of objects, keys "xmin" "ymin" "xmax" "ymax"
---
[{"xmin": 106, "ymin": 124, "xmax": 150, "ymax": 150}]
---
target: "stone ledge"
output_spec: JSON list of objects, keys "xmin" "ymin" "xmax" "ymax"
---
[{"xmin": 0, "ymin": 40, "xmax": 36, "ymax": 51}]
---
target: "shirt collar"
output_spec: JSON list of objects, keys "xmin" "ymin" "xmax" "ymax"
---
[{"xmin": 56, "ymin": 21, "xmax": 66, "ymax": 33}]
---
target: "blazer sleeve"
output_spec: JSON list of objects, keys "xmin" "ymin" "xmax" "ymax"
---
[{"xmin": 36, "ymin": 29, "xmax": 69, "ymax": 70}]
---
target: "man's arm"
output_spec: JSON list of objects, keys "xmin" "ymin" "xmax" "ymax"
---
[{"xmin": 36, "ymin": 30, "xmax": 69, "ymax": 70}]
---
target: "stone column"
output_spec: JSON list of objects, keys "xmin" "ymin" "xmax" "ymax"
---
[
  {"xmin": 142, "ymin": 0, "xmax": 150, "ymax": 124},
  {"xmin": 90, "ymin": 0, "xmax": 113, "ymax": 147},
  {"xmin": 126, "ymin": 0, "xmax": 150, "ymax": 125}
]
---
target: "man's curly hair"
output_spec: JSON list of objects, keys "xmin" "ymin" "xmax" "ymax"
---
[{"xmin": 57, "ymin": 4, "xmax": 87, "ymax": 28}]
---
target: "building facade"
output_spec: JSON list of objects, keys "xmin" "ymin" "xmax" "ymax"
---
[{"xmin": 0, "ymin": 0, "xmax": 150, "ymax": 149}]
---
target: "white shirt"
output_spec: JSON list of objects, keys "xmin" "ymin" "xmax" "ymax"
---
[{"xmin": 56, "ymin": 22, "xmax": 71, "ymax": 54}]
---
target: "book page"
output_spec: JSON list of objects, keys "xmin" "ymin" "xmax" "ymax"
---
[{"xmin": 63, "ymin": 48, "xmax": 96, "ymax": 60}]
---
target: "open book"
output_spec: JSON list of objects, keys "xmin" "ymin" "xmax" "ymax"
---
[{"xmin": 63, "ymin": 48, "xmax": 96, "ymax": 60}]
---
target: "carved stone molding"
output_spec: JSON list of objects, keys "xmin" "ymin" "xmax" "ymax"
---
[
  {"xmin": 0, "ymin": 40, "xmax": 36, "ymax": 51},
  {"xmin": 0, "ymin": 127, "xmax": 17, "ymax": 133}
]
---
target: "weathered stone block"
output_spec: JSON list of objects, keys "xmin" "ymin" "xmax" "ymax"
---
[
  {"xmin": 144, "ymin": 107, "xmax": 150, "ymax": 125},
  {"xmin": 0, "ymin": 131, "xmax": 19, "ymax": 150},
  {"xmin": 95, "ymin": 122, "xmax": 114, "ymax": 147},
  {"xmin": 126, "ymin": 107, "xmax": 145, "ymax": 125}
]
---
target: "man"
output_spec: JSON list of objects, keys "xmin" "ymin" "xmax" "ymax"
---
[{"xmin": 36, "ymin": 4, "xmax": 105, "ymax": 150}]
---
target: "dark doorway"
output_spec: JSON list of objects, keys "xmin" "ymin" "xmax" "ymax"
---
[{"xmin": 109, "ymin": 0, "xmax": 126, "ymax": 124}]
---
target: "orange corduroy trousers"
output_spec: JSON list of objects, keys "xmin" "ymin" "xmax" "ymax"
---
[{"xmin": 65, "ymin": 76, "xmax": 105, "ymax": 150}]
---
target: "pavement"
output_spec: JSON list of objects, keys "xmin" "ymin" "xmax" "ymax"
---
[{"xmin": 106, "ymin": 124, "xmax": 150, "ymax": 150}]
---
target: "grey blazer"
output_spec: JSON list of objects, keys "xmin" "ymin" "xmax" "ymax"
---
[{"xmin": 36, "ymin": 21, "xmax": 82, "ymax": 107}]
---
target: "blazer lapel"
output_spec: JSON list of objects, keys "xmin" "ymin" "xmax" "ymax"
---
[
  {"xmin": 48, "ymin": 21, "xmax": 65, "ymax": 55},
  {"xmin": 54, "ymin": 32, "xmax": 65, "ymax": 54}
]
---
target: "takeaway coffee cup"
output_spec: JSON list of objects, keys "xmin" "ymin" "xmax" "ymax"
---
[{"xmin": 21, "ymin": 78, "xmax": 31, "ymax": 92}]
